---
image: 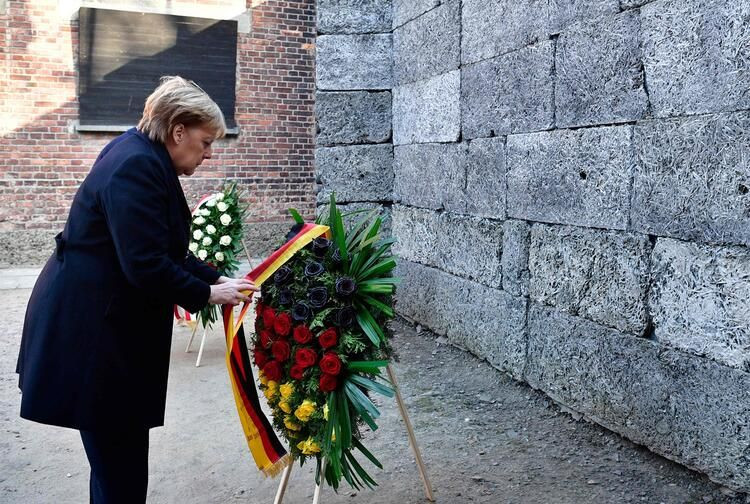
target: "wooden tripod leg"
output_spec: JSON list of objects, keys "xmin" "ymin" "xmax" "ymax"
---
[
  {"xmin": 242, "ymin": 240, "xmax": 252, "ymax": 265},
  {"xmin": 273, "ymin": 464, "xmax": 293, "ymax": 504},
  {"xmin": 195, "ymin": 325, "xmax": 209, "ymax": 367},
  {"xmin": 312, "ymin": 459, "xmax": 326, "ymax": 504},
  {"xmin": 185, "ymin": 315, "xmax": 200, "ymax": 353},
  {"xmin": 387, "ymin": 365, "xmax": 435, "ymax": 502}
]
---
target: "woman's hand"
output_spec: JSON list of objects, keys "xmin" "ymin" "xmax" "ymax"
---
[{"xmin": 209, "ymin": 278, "xmax": 259, "ymax": 305}]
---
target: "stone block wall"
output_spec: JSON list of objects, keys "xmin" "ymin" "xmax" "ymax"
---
[{"xmin": 316, "ymin": 0, "xmax": 750, "ymax": 491}]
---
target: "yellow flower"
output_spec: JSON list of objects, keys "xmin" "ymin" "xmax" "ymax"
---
[
  {"xmin": 296, "ymin": 437, "xmax": 321, "ymax": 455},
  {"xmin": 284, "ymin": 416, "xmax": 301, "ymax": 431},
  {"xmin": 331, "ymin": 431, "xmax": 336, "ymax": 442},
  {"xmin": 258, "ymin": 371, "xmax": 268, "ymax": 386},
  {"xmin": 323, "ymin": 403, "xmax": 329, "ymax": 421},
  {"xmin": 263, "ymin": 381, "xmax": 278, "ymax": 400},
  {"xmin": 294, "ymin": 399, "xmax": 316, "ymax": 423},
  {"xmin": 279, "ymin": 401, "xmax": 292, "ymax": 414},
  {"xmin": 280, "ymin": 382, "xmax": 294, "ymax": 399}
]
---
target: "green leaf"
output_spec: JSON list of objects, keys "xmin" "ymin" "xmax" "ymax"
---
[
  {"xmin": 348, "ymin": 374, "xmax": 395, "ymax": 398},
  {"xmin": 354, "ymin": 302, "xmax": 385, "ymax": 342},
  {"xmin": 352, "ymin": 438, "xmax": 383, "ymax": 470},
  {"xmin": 288, "ymin": 208, "xmax": 304, "ymax": 225},
  {"xmin": 359, "ymin": 294, "xmax": 394, "ymax": 317},
  {"xmin": 357, "ymin": 258, "xmax": 397, "ymax": 282},
  {"xmin": 329, "ymin": 193, "xmax": 349, "ymax": 265},
  {"xmin": 337, "ymin": 389, "xmax": 352, "ymax": 450},
  {"xmin": 343, "ymin": 381, "xmax": 380, "ymax": 419},
  {"xmin": 345, "ymin": 208, "xmax": 379, "ymax": 249},
  {"xmin": 355, "ymin": 310, "xmax": 382, "ymax": 347},
  {"xmin": 347, "ymin": 360, "xmax": 389, "ymax": 373},
  {"xmin": 345, "ymin": 451, "xmax": 377, "ymax": 489}
]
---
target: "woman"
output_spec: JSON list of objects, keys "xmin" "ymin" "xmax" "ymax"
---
[{"xmin": 15, "ymin": 76, "xmax": 256, "ymax": 503}]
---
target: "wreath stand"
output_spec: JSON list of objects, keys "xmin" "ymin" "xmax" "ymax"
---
[
  {"xmin": 272, "ymin": 365, "xmax": 435, "ymax": 504},
  {"xmin": 185, "ymin": 241, "xmax": 257, "ymax": 367}
]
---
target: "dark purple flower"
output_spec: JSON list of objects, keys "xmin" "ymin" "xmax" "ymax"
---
[
  {"xmin": 307, "ymin": 286, "xmax": 329, "ymax": 308},
  {"xmin": 304, "ymin": 261, "xmax": 325, "ymax": 277},
  {"xmin": 286, "ymin": 222, "xmax": 304, "ymax": 242},
  {"xmin": 273, "ymin": 265, "xmax": 292, "ymax": 285},
  {"xmin": 312, "ymin": 237, "xmax": 332, "ymax": 258},
  {"xmin": 292, "ymin": 302, "xmax": 311, "ymax": 322},
  {"xmin": 335, "ymin": 276, "xmax": 357, "ymax": 297},
  {"xmin": 336, "ymin": 306, "xmax": 356, "ymax": 328},
  {"xmin": 331, "ymin": 247, "xmax": 342, "ymax": 264},
  {"xmin": 278, "ymin": 288, "xmax": 293, "ymax": 306}
]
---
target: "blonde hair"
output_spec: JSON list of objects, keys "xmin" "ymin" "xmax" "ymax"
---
[{"xmin": 137, "ymin": 76, "xmax": 227, "ymax": 143}]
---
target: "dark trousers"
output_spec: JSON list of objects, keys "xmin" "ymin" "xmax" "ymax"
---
[{"xmin": 80, "ymin": 428, "xmax": 149, "ymax": 504}]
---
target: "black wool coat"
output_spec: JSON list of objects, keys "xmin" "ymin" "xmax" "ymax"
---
[{"xmin": 16, "ymin": 128, "xmax": 220, "ymax": 430}]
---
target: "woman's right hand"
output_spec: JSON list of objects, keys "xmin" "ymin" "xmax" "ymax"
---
[{"xmin": 208, "ymin": 279, "xmax": 258, "ymax": 305}]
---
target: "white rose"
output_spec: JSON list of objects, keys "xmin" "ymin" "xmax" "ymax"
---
[
  {"xmin": 206, "ymin": 224, "xmax": 216, "ymax": 235},
  {"xmin": 202, "ymin": 236, "xmax": 212, "ymax": 246},
  {"xmin": 219, "ymin": 235, "xmax": 232, "ymax": 246},
  {"xmin": 193, "ymin": 229, "xmax": 203, "ymax": 240},
  {"xmin": 193, "ymin": 216, "xmax": 205, "ymax": 225},
  {"xmin": 215, "ymin": 192, "xmax": 225, "ymax": 201},
  {"xmin": 206, "ymin": 198, "xmax": 216, "ymax": 207},
  {"xmin": 217, "ymin": 202, "xmax": 228, "ymax": 212},
  {"xmin": 188, "ymin": 242, "xmax": 198, "ymax": 252},
  {"xmin": 220, "ymin": 213, "xmax": 232, "ymax": 226},
  {"xmin": 197, "ymin": 249, "xmax": 208, "ymax": 260},
  {"xmin": 214, "ymin": 251, "xmax": 225, "ymax": 262},
  {"xmin": 200, "ymin": 209, "xmax": 210, "ymax": 216}
]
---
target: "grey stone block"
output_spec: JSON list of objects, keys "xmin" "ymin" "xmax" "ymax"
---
[
  {"xmin": 548, "ymin": 0, "xmax": 619, "ymax": 34},
  {"xmin": 315, "ymin": 91, "xmax": 391, "ymax": 146},
  {"xmin": 525, "ymin": 303, "xmax": 750, "ymax": 492},
  {"xmin": 556, "ymin": 10, "xmax": 648, "ymax": 128},
  {"xmin": 316, "ymin": 202, "xmax": 392, "ymax": 236},
  {"xmin": 506, "ymin": 125, "xmax": 633, "ymax": 230},
  {"xmin": 392, "ymin": 0, "xmax": 440, "ymax": 29},
  {"xmin": 315, "ymin": 144, "xmax": 394, "ymax": 203},
  {"xmin": 464, "ymin": 137, "xmax": 506, "ymax": 219},
  {"xmin": 528, "ymin": 223, "xmax": 651, "ymax": 334},
  {"xmin": 317, "ymin": 0, "xmax": 392, "ymax": 34},
  {"xmin": 502, "ymin": 219, "xmax": 531, "ymax": 297},
  {"xmin": 316, "ymin": 34, "xmax": 392, "ymax": 90},
  {"xmin": 395, "ymin": 260, "xmax": 528, "ymax": 379},
  {"xmin": 650, "ymin": 238, "xmax": 750, "ymax": 371},
  {"xmin": 392, "ymin": 205, "xmax": 504, "ymax": 289},
  {"xmin": 462, "ymin": 41, "xmax": 554, "ymax": 139},
  {"xmin": 631, "ymin": 112, "xmax": 750, "ymax": 247},
  {"xmin": 393, "ymin": 70, "xmax": 460, "ymax": 145},
  {"xmin": 641, "ymin": 0, "xmax": 750, "ymax": 117},
  {"xmin": 620, "ymin": 0, "xmax": 656, "ymax": 7},
  {"xmin": 0, "ymin": 229, "xmax": 58, "ymax": 267},
  {"xmin": 393, "ymin": 143, "xmax": 466, "ymax": 212},
  {"xmin": 461, "ymin": 0, "xmax": 548, "ymax": 65},
  {"xmin": 393, "ymin": 0, "xmax": 460, "ymax": 85}
]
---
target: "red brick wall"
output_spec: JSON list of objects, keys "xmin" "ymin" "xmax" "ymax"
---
[{"xmin": 0, "ymin": 0, "xmax": 316, "ymax": 263}]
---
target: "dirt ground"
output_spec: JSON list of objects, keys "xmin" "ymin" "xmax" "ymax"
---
[{"xmin": 1, "ymin": 287, "xmax": 748, "ymax": 504}]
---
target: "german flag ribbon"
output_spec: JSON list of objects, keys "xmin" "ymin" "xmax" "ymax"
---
[{"xmin": 222, "ymin": 222, "xmax": 330, "ymax": 476}]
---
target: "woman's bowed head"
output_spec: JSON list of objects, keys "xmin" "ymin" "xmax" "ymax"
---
[{"xmin": 138, "ymin": 76, "xmax": 226, "ymax": 177}]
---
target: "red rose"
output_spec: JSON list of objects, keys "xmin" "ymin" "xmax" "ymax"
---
[
  {"xmin": 262, "ymin": 307, "xmax": 276, "ymax": 327},
  {"xmin": 295, "ymin": 347, "xmax": 318, "ymax": 369},
  {"xmin": 318, "ymin": 328, "xmax": 338, "ymax": 349},
  {"xmin": 259, "ymin": 329, "xmax": 274, "ymax": 349},
  {"xmin": 319, "ymin": 373, "xmax": 338, "ymax": 392},
  {"xmin": 253, "ymin": 348, "xmax": 269, "ymax": 368},
  {"xmin": 274, "ymin": 312, "xmax": 292, "ymax": 337},
  {"xmin": 263, "ymin": 360, "xmax": 282, "ymax": 382},
  {"xmin": 255, "ymin": 300, "xmax": 264, "ymax": 316},
  {"xmin": 319, "ymin": 352, "xmax": 342, "ymax": 375},
  {"xmin": 271, "ymin": 340, "xmax": 291, "ymax": 362},
  {"xmin": 290, "ymin": 364, "xmax": 305, "ymax": 380},
  {"xmin": 293, "ymin": 325, "xmax": 313, "ymax": 344}
]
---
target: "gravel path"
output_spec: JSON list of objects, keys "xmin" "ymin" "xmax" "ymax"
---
[{"xmin": 1, "ymin": 288, "xmax": 747, "ymax": 503}]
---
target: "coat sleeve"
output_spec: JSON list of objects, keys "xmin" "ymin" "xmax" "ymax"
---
[
  {"xmin": 100, "ymin": 154, "xmax": 212, "ymax": 313},
  {"xmin": 183, "ymin": 253, "xmax": 221, "ymax": 284}
]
